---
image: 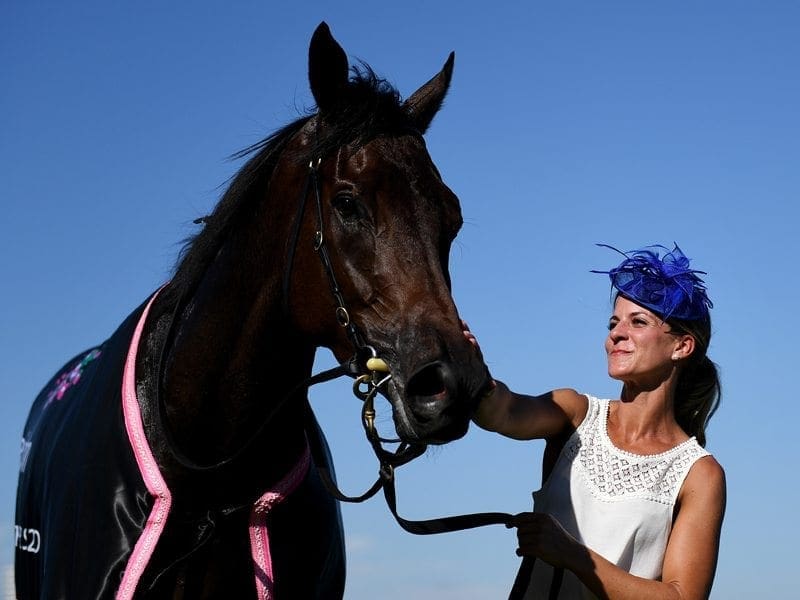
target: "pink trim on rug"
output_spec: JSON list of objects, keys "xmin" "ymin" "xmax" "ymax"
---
[
  {"xmin": 117, "ymin": 291, "xmax": 173, "ymax": 600},
  {"xmin": 249, "ymin": 442, "xmax": 311, "ymax": 600}
]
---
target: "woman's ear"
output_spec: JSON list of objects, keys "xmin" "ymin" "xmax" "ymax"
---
[{"xmin": 672, "ymin": 334, "xmax": 696, "ymax": 361}]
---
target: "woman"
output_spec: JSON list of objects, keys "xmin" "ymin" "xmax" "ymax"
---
[{"xmin": 466, "ymin": 244, "xmax": 725, "ymax": 600}]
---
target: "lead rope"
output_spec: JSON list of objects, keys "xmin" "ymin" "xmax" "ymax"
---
[
  {"xmin": 312, "ymin": 359, "xmax": 556, "ymax": 600},
  {"xmin": 316, "ymin": 360, "xmax": 516, "ymax": 528}
]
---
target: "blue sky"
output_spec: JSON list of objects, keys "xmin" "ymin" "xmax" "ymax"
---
[{"xmin": 2, "ymin": 2, "xmax": 798, "ymax": 598}]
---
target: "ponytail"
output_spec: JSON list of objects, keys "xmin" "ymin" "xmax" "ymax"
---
[
  {"xmin": 674, "ymin": 355, "xmax": 721, "ymax": 447},
  {"xmin": 669, "ymin": 315, "xmax": 720, "ymax": 447}
]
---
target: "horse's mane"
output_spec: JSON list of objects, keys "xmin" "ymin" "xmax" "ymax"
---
[{"xmin": 165, "ymin": 64, "xmax": 413, "ymax": 306}]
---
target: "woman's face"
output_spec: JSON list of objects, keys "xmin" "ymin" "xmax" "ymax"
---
[{"xmin": 605, "ymin": 296, "xmax": 688, "ymax": 386}]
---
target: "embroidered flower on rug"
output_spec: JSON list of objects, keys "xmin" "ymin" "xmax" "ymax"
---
[{"xmin": 45, "ymin": 349, "xmax": 102, "ymax": 405}]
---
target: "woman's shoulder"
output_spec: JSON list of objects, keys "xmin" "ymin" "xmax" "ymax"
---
[
  {"xmin": 679, "ymin": 453, "xmax": 726, "ymax": 508},
  {"xmin": 686, "ymin": 453, "xmax": 726, "ymax": 487},
  {"xmin": 550, "ymin": 388, "xmax": 591, "ymax": 429}
]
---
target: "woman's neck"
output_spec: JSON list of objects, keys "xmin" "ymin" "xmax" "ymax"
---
[{"xmin": 611, "ymin": 383, "xmax": 688, "ymax": 453}]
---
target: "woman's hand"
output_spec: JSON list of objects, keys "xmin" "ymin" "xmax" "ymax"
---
[
  {"xmin": 509, "ymin": 512, "xmax": 584, "ymax": 570},
  {"xmin": 461, "ymin": 320, "xmax": 582, "ymax": 440},
  {"xmin": 461, "ymin": 320, "xmax": 497, "ymax": 398},
  {"xmin": 461, "ymin": 319, "xmax": 480, "ymax": 352}
]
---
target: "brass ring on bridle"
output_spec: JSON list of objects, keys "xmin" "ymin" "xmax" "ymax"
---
[{"xmin": 335, "ymin": 306, "xmax": 350, "ymax": 327}]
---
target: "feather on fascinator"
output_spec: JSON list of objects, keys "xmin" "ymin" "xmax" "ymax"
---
[{"xmin": 592, "ymin": 243, "xmax": 712, "ymax": 321}]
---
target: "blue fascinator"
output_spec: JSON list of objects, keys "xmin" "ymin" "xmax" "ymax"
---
[{"xmin": 592, "ymin": 243, "xmax": 712, "ymax": 321}]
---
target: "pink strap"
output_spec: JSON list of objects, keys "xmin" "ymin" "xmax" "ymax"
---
[
  {"xmin": 117, "ymin": 291, "xmax": 173, "ymax": 600},
  {"xmin": 116, "ymin": 288, "xmax": 310, "ymax": 599},
  {"xmin": 249, "ymin": 442, "xmax": 311, "ymax": 600}
]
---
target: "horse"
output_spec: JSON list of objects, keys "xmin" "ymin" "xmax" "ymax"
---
[{"xmin": 15, "ymin": 22, "xmax": 492, "ymax": 599}]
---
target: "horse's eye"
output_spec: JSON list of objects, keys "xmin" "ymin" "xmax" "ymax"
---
[{"xmin": 332, "ymin": 193, "xmax": 360, "ymax": 221}]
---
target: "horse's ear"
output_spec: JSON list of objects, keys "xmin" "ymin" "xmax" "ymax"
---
[
  {"xmin": 403, "ymin": 52, "xmax": 455, "ymax": 133},
  {"xmin": 308, "ymin": 22, "xmax": 350, "ymax": 114}
]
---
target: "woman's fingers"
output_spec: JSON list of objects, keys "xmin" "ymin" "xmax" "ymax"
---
[{"xmin": 460, "ymin": 319, "xmax": 480, "ymax": 350}]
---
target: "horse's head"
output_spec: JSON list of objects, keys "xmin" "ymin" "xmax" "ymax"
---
[{"xmin": 278, "ymin": 23, "xmax": 492, "ymax": 445}]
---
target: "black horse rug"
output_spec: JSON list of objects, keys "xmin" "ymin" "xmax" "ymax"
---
[{"xmin": 15, "ymin": 292, "xmax": 314, "ymax": 599}]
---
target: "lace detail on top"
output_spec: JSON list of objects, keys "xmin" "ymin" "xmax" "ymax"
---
[{"xmin": 565, "ymin": 397, "xmax": 709, "ymax": 506}]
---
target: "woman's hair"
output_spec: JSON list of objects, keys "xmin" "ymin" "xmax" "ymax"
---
[{"xmin": 667, "ymin": 314, "xmax": 721, "ymax": 447}]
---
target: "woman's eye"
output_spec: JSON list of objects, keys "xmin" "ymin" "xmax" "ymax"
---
[{"xmin": 332, "ymin": 193, "xmax": 360, "ymax": 220}]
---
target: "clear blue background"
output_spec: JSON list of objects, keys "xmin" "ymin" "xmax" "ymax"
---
[{"xmin": 2, "ymin": 2, "xmax": 797, "ymax": 598}]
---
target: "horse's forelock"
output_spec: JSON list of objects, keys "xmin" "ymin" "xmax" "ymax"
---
[{"xmin": 311, "ymin": 63, "xmax": 415, "ymax": 157}]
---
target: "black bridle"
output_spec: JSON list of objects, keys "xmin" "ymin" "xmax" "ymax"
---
[
  {"xmin": 282, "ymin": 156, "xmax": 366, "ymax": 353},
  {"xmin": 285, "ymin": 156, "xmax": 518, "ymax": 534},
  {"xmin": 283, "ymin": 156, "xmax": 430, "ymax": 476}
]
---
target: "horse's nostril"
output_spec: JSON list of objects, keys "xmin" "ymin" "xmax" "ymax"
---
[{"xmin": 407, "ymin": 363, "xmax": 448, "ymax": 398}]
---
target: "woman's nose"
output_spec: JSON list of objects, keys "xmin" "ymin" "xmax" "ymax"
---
[{"xmin": 608, "ymin": 323, "xmax": 627, "ymax": 342}]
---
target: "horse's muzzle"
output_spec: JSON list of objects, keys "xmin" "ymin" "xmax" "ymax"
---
[{"xmin": 402, "ymin": 360, "xmax": 481, "ymax": 444}]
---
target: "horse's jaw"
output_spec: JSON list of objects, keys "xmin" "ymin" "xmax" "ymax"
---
[{"xmin": 389, "ymin": 398, "xmax": 473, "ymax": 445}]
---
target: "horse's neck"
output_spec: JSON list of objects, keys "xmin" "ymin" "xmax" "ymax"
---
[{"xmin": 140, "ymin": 272, "xmax": 315, "ymax": 495}]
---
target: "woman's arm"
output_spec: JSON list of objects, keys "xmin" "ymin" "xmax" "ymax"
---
[
  {"xmin": 462, "ymin": 321, "xmax": 587, "ymax": 440},
  {"xmin": 473, "ymin": 383, "xmax": 586, "ymax": 440},
  {"xmin": 658, "ymin": 455, "xmax": 726, "ymax": 599},
  {"xmin": 512, "ymin": 455, "xmax": 726, "ymax": 600}
]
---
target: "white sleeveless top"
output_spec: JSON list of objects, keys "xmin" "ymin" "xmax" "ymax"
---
[{"xmin": 521, "ymin": 396, "xmax": 710, "ymax": 599}]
